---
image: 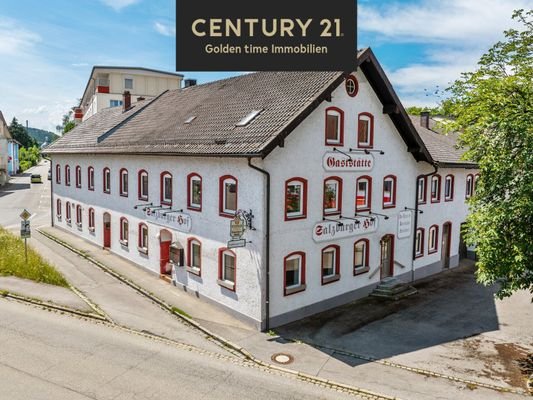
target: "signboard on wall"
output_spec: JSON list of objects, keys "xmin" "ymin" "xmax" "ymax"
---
[
  {"xmin": 322, "ymin": 152, "xmax": 374, "ymax": 172},
  {"xmin": 312, "ymin": 217, "xmax": 378, "ymax": 243},
  {"xmin": 397, "ymin": 211, "xmax": 412, "ymax": 239},
  {"xmin": 142, "ymin": 209, "xmax": 192, "ymax": 233}
]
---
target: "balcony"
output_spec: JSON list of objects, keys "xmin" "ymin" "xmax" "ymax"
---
[{"xmin": 95, "ymin": 78, "xmax": 110, "ymax": 93}]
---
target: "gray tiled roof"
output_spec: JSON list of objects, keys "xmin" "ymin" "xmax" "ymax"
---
[{"xmin": 409, "ymin": 115, "xmax": 476, "ymax": 166}]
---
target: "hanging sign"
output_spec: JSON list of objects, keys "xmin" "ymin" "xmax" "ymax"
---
[
  {"xmin": 230, "ymin": 215, "xmax": 246, "ymax": 239},
  {"xmin": 322, "ymin": 152, "xmax": 374, "ymax": 172},
  {"xmin": 312, "ymin": 217, "xmax": 378, "ymax": 242},
  {"xmin": 397, "ymin": 211, "xmax": 412, "ymax": 239},
  {"xmin": 142, "ymin": 209, "xmax": 192, "ymax": 233}
]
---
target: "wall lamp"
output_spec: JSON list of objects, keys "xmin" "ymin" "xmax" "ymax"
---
[{"xmin": 349, "ymin": 148, "xmax": 385, "ymax": 155}]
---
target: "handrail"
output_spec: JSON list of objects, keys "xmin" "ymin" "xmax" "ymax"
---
[
  {"xmin": 394, "ymin": 260, "xmax": 407, "ymax": 269},
  {"xmin": 369, "ymin": 266, "xmax": 381, "ymax": 279}
]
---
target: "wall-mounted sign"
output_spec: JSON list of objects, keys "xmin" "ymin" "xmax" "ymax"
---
[
  {"xmin": 312, "ymin": 217, "xmax": 378, "ymax": 243},
  {"xmin": 322, "ymin": 152, "xmax": 374, "ymax": 172},
  {"xmin": 227, "ymin": 239, "xmax": 247, "ymax": 249},
  {"xmin": 397, "ymin": 211, "xmax": 412, "ymax": 239},
  {"xmin": 142, "ymin": 209, "xmax": 192, "ymax": 233},
  {"xmin": 230, "ymin": 215, "xmax": 246, "ymax": 239}
]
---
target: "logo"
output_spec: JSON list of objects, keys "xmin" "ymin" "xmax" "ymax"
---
[{"xmin": 176, "ymin": 0, "xmax": 357, "ymax": 71}]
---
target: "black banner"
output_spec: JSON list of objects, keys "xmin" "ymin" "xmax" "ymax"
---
[{"xmin": 176, "ymin": 0, "xmax": 357, "ymax": 71}]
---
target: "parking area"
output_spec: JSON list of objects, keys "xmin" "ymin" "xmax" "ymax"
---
[{"xmin": 278, "ymin": 261, "xmax": 533, "ymax": 391}]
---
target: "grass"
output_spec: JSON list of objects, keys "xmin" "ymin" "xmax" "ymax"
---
[
  {"xmin": 171, "ymin": 306, "xmax": 192, "ymax": 319},
  {"xmin": 0, "ymin": 227, "xmax": 68, "ymax": 287}
]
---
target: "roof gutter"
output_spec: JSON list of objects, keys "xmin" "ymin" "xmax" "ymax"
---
[{"xmin": 247, "ymin": 157, "xmax": 270, "ymax": 332}]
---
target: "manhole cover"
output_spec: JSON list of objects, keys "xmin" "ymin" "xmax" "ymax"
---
[{"xmin": 271, "ymin": 353, "xmax": 294, "ymax": 365}]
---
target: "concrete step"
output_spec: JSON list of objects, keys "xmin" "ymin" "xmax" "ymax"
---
[{"xmin": 370, "ymin": 278, "xmax": 418, "ymax": 300}]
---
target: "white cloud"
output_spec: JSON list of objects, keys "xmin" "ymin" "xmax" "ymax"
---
[
  {"xmin": 154, "ymin": 22, "xmax": 176, "ymax": 37},
  {"xmin": 71, "ymin": 62, "xmax": 89, "ymax": 67},
  {"xmin": 100, "ymin": 0, "xmax": 141, "ymax": 11},
  {"xmin": 0, "ymin": 18, "xmax": 40, "ymax": 55}
]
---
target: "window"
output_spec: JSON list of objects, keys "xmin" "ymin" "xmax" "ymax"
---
[
  {"xmin": 356, "ymin": 176, "xmax": 371, "ymax": 212},
  {"xmin": 445, "ymin": 175, "xmax": 454, "ymax": 201},
  {"xmin": 345, "ymin": 75, "xmax": 358, "ymax": 97},
  {"xmin": 236, "ymin": 109, "xmax": 263, "ymax": 127},
  {"xmin": 103, "ymin": 168, "xmax": 111, "ymax": 194},
  {"xmin": 88, "ymin": 167, "xmax": 94, "ymax": 191},
  {"xmin": 124, "ymin": 78, "xmax": 133, "ymax": 90},
  {"xmin": 88, "ymin": 208, "xmax": 95, "ymax": 231},
  {"xmin": 428, "ymin": 225, "xmax": 439, "ymax": 254},
  {"xmin": 323, "ymin": 177, "xmax": 342, "ymax": 215},
  {"xmin": 56, "ymin": 199, "xmax": 62, "ymax": 220},
  {"xmin": 474, "ymin": 174, "xmax": 480, "ymax": 195},
  {"xmin": 285, "ymin": 178, "xmax": 307, "ymax": 220},
  {"xmin": 321, "ymin": 245, "xmax": 340, "ymax": 284},
  {"xmin": 120, "ymin": 217, "xmax": 129, "ymax": 246},
  {"xmin": 119, "ymin": 168, "xmax": 128, "ymax": 196},
  {"xmin": 219, "ymin": 175, "xmax": 238, "ymax": 217},
  {"xmin": 55, "ymin": 164, "xmax": 61, "ymax": 184},
  {"xmin": 218, "ymin": 248, "xmax": 236, "ymax": 291},
  {"xmin": 110, "ymin": 100, "xmax": 123, "ymax": 108},
  {"xmin": 187, "ymin": 238, "xmax": 201, "ymax": 275},
  {"xmin": 465, "ymin": 174, "xmax": 474, "ymax": 199},
  {"xmin": 283, "ymin": 252, "xmax": 306, "ymax": 295},
  {"xmin": 383, "ymin": 175, "xmax": 397, "ymax": 208},
  {"xmin": 431, "ymin": 175, "xmax": 441, "ymax": 203},
  {"xmin": 160, "ymin": 171, "xmax": 172, "ymax": 205},
  {"xmin": 138, "ymin": 170, "xmax": 148, "ymax": 200},
  {"xmin": 65, "ymin": 165, "xmax": 71, "ymax": 186},
  {"xmin": 417, "ymin": 176, "xmax": 427, "ymax": 204},
  {"xmin": 76, "ymin": 205, "xmax": 82, "ymax": 227},
  {"xmin": 354, "ymin": 239, "xmax": 370, "ymax": 275},
  {"xmin": 187, "ymin": 173, "xmax": 202, "ymax": 211},
  {"xmin": 325, "ymin": 107, "xmax": 344, "ymax": 146},
  {"xmin": 138, "ymin": 223, "xmax": 148, "ymax": 253},
  {"xmin": 65, "ymin": 201, "xmax": 71, "ymax": 223},
  {"xmin": 357, "ymin": 112, "xmax": 374, "ymax": 148},
  {"xmin": 415, "ymin": 228, "xmax": 424, "ymax": 258},
  {"xmin": 75, "ymin": 166, "xmax": 81, "ymax": 188}
]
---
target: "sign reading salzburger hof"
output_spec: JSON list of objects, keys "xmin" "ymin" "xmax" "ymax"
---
[
  {"xmin": 142, "ymin": 208, "xmax": 192, "ymax": 233},
  {"xmin": 313, "ymin": 217, "xmax": 378, "ymax": 243}
]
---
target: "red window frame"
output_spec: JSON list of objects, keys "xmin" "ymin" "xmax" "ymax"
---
[
  {"xmin": 88, "ymin": 208, "xmax": 95, "ymax": 231},
  {"xmin": 345, "ymin": 74, "xmax": 359, "ymax": 97},
  {"xmin": 75, "ymin": 166, "xmax": 81, "ymax": 188},
  {"xmin": 88, "ymin": 167, "xmax": 94, "ymax": 191},
  {"xmin": 283, "ymin": 251, "xmax": 306, "ymax": 296},
  {"xmin": 65, "ymin": 165, "xmax": 71, "ymax": 186},
  {"xmin": 218, "ymin": 248, "xmax": 237, "ymax": 291},
  {"xmin": 138, "ymin": 223, "xmax": 148, "ymax": 253},
  {"xmin": 357, "ymin": 112, "xmax": 374, "ymax": 149},
  {"xmin": 160, "ymin": 171, "xmax": 172, "ymax": 206},
  {"xmin": 119, "ymin": 168, "xmax": 128, "ymax": 197},
  {"xmin": 444, "ymin": 174, "xmax": 454, "ymax": 201},
  {"xmin": 321, "ymin": 245, "xmax": 340, "ymax": 285},
  {"xmin": 55, "ymin": 164, "xmax": 61, "ymax": 184},
  {"xmin": 356, "ymin": 175, "xmax": 372, "ymax": 212},
  {"xmin": 323, "ymin": 176, "xmax": 343, "ymax": 216},
  {"xmin": 76, "ymin": 204, "xmax": 82, "ymax": 226},
  {"xmin": 56, "ymin": 199, "xmax": 62, "ymax": 219},
  {"xmin": 465, "ymin": 174, "xmax": 474, "ymax": 199},
  {"xmin": 431, "ymin": 174, "xmax": 441, "ymax": 203},
  {"xmin": 382, "ymin": 175, "xmax": 397, "ymax": 209},
  {"xmin": 428, "ymin": 225, "xmax": 439, "ymax": 254},
  {"xmin": 353, "ymin": 239, "xmax": 370, "ymax": 275},
  {"xmin": 324, "ymin": 106, "xmax": 344, "ymax": 146},
  {"xmin": 417, "ymin": 175, "xmax": 427, "ymax": 204},
  {"xmin": 187, "ymin": 237, "xmax": 202, "ymax": 276},
  {"xmin": 103, "ymin": 167, "xmax": 111, "ymax": 194},
  {"xmin": 65, "ymin": 201, "xmax": 71, "ymax": 222},
  {"xmin": 120, "ymin": 217, "xmax": 129, "ymax": 245},
  {"xmin": 219, "ymin": 175, "xmax": 238, "ymax": 218},
  {"xmin": 285, "ymin": 177, "xmax": 307, "ymax": 221},
  {"xmin": 187, "ymin": 173, "xmax": 202, "ymax": 211},
  {"xmin": 138, "ymin": 169, "xmax": 148, "ymax": 201},
  {"xmin": 415, "ymin": 228, "xmax": 425, "ymax": 258}
]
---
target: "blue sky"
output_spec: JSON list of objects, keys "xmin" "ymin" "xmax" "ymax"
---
[{"xmin": 0, "ymin": 0, "xmax": 528, "ymax": 132}]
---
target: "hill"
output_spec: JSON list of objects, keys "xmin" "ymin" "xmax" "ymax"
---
[{"xmin": 26, "ymin": 127, "xmax": 59, "ymax": 146}]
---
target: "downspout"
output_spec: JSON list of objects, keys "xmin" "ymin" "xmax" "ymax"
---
[
  {"xmin": 247, "ymin": 157, "xmax": 270, "ymax": 331},
  {"xmin": 411, "ymin": 162, "xmax": 439, "ymax": 282}
]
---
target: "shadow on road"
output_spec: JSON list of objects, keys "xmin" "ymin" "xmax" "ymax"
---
[{"xmin": 0, "ymin": 182, "xmax": 32, "ymax": 197}]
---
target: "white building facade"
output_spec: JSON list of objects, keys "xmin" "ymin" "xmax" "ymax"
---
[{"xmin": 47, "ymin": 49, "xmax": 478, "ymax": 330}]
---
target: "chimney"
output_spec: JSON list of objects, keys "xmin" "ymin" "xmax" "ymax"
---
[
  {"xmin": 420, "ymin": 111, "xmax": 430, "ymax": 129},
  {"xmin": 123, "ymin": 91, "xmax": 131, "ymax": 112},
  {"xmin": 183, "ymin": 79, "xmax": 197, "ymax": 88},
  {"xmin": 73, "ymin": 107, "xmax": 83, "ymax": 125}
]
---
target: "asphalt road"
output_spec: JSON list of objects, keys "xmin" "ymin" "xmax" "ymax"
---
[{"xmin": 0, "ymin": 299, "xmax": 358, "ymax": 400}]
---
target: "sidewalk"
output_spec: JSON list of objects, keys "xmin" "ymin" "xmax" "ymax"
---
[{"xmin": 37, "ymin": 225, "xmax": 527, "ymax": 400}]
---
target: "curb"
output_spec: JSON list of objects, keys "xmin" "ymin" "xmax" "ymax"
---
[{"xmin": 37, "ymin": 228, "xmax": 398, "ymax": 400}]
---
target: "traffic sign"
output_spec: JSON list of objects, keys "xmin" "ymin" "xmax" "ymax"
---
[
  {"xmin": 20, "ymin": 209, "xmax": 32, "ymax": 220},
  {"xmin": 20, "ymin": 220, "xmax": 31, "ymax": 239}
]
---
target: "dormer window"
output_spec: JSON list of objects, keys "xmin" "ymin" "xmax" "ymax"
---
[
  {"xmin": 184, "ymin": 116, "xmax": 197, "ymax": 124},
  {"xmin": 236, "ymin": 109, "xmax": 263, "ymax": 127}
]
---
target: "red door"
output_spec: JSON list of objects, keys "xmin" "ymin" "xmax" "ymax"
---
[
  {"xmin": 160, "ymin": 241, "xmax": 171, "ymax": 274},
  {"xmin": 103, "ymin": 213, "xmax": 111, "ymax": 248}
]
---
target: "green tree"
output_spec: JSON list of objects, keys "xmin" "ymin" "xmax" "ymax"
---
[
  {"xmin": 446, "ymin": 9, "xmax": 533, "ymax": 299},
  {"xmin": 59, "ymin": 111, "xmax": 75, "ymax": 134},
  {"xmin": 19, "ymin": 146, "xmax": 41, "ymax": 171},
  {"xmin": 8, "ymin": 118, "xmax": 38, "ymax": 148}
]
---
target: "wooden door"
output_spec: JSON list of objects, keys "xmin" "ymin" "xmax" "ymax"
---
[
  {"xmin": 380, "ymin": 235, "xmax": 393, "ymax": 278},
  {"xmin": 441, "ymin": 223, "xmax": 451, "ymax": 268},
  {"xmin": 103, "ymin": 213, "xmax": 111, "ymax": 248}
]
